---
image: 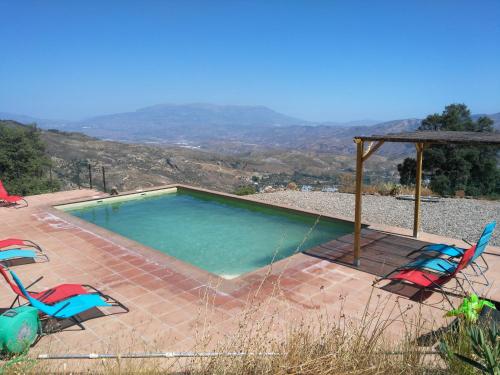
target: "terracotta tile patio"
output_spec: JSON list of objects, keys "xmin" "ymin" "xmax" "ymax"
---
[{"xmin": 0, "ymin": 187, "xmax": 499, "ymax": 367}]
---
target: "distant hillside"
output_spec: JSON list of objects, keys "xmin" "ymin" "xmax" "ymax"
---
[
  {"xmin": 472, "ymin": 112, "xmax": 500, "ymax": 129},
  {"xmin": 0, "ymin": 118, "xmax": 392, "ymax": 193},
  {"xmin": 2, "ymin": 105, "xmax": 498, "ymax": 157},
  {"xmin": 41, "ymin": 128, "xmax": 399, "ymax": 193},
  {"xmin": 491, "ymin": 112, "xmax": 500, "ymax": 128},
  {"xmin": 0, "ymin": 112, "xmax": 69, "ymax": 128},
  {"xmin": 67, "ymin": 103, "xmax": 310, "ymax": 140},
  {"xmin": 59, "ymin": 103, "xmax": 422, "ymax": 155}
]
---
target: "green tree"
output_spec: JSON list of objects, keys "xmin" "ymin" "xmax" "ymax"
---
[
  {"xmin": 397, "ymin": 104, "xmax": 498, "ymax": 197},
  {"xmin": 0, "ymin": 120, "xmax": 60, "ymax": 195},
  {"xmin": 397, "ymin": 158, "xmax": 416, "ymax": 186}
]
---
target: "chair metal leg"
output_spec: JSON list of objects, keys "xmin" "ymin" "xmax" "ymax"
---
[
  {"xmin": 432, "ymin": 284, "xmax": 455, "ymax": 309},
  {"xmin": 71, "ymin": 316, "xmax": 86, "ymax": 330},
  {"xmin": 9, "ymin": 295, "xmax": 20, "ymax": 309},
  {"xmin": 422, "ymin": 274, "xmax": 457, "ymax": 309},
  {"xmin": 454, "ymin": 277, "xmax": 469, "ymax": 296},
  {"xmin": 26, "ymin": 276, "xmax": 44, "ymax": 289},
  {"xmin": 480, "ymin": 254, "xmax": 490, "ymax": 272},
  {"xmin": 461, "ymin": 260, "xmax": 489, "ymax": 287},
  {"xmin": 459, "ymin": 272, "xmax": 478, "ymax": 295}
]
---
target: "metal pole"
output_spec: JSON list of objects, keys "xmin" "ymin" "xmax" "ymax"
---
[
  {"xmin": 353, "ymin": 139, "xmax": 364, "ymax": 266},
  {"xmin": 76, "ymin": 163, "xmax": 81, "ymax": 189},
  {"xmin": 413, "ymin": 143, "xmax": 424, "ymax": 238},
  {"xmin": 49, "ymin": 167, "xmax": 53, "ymax": 191},
  {"xmin": 37, "ymin": 351, "xmax": 281, "ymax": 360},
  {"xmin": 88, "ymin": 164, "xmax": 93, "ymax": 189},
  {"xmin": 102, "ymin": 166, "xmax": 107, "ymax": 192}
]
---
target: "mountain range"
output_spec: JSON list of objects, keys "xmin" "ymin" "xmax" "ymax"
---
[{"xmin": 1, "ymin": 104, "xmax": 499, "ymax": 156}]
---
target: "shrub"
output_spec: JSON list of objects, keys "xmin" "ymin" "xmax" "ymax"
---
[
  {"xmin": 431, "ymin": 175, "xmax": 452, "ymax": 196},
  {"xmin": 440, "ymin": 321, "xmax": 500, "ymax": 375},
  {"xmin": 234, "ymin": 185, "xmax": 257, "ymax": 196},
  {"xmin": 338, "ymin": 173, "xmax": 356, "ymax": 193},
  {"xmin": 349, "ymin": 182, "xmax": 435, "ymax": 197}
]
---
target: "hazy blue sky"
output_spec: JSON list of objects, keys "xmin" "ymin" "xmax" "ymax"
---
[{"xmin": 1, "ymin": 0, "xmax": 499, "ymax": 122}]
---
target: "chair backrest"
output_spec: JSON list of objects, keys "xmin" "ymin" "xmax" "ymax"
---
[
  {"xmin": 9, "ymin": 270, "xmax": 107, "ymax": 318},
  {"xmin": 0, "ymin": 180, "xmax": 8, "ymax": 197},
  {"xmin": 454, "ymin": 245, "xmax": 476, "ymax": 275},
  {"xmin": 9, "ymin": 270, "xmax": 51, "ymax": 314},
  {"xmin": 0, "ymin": 266, "xmax": 22, "ymax": 297},
  {"xmin": 472, "ymin": 221, "xmax": 496, "ymax": 261}
]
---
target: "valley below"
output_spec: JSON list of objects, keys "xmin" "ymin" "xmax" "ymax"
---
[{"xmin": 42, "ymin": 128, "xmax": 401, "ymax": 193}]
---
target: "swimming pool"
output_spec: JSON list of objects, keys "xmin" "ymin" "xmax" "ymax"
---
[{"xmin": 58, "ymin": 187, "xmax": 353, "ymax": 279}]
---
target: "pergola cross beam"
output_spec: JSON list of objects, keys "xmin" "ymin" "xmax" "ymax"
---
[{"xmin": 362, "ymin": 140, "xmax": 385, "ymax": 162}]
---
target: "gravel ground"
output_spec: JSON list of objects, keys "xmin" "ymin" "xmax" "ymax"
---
[{"xmin": 250, "ymin": 191, "xmax": 500, "ymax": 247}]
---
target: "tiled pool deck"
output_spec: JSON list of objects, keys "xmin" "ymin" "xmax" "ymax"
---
[{"xmin": 1, "ymin": 187, "xmax": 499, "ymax": 365}]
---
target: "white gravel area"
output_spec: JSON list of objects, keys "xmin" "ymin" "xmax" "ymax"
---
[{"xmin": 250, "ymin": 191, "xmax": 500, "ymax": 247}]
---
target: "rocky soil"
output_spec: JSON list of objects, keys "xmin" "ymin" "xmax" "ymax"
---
[{"xmin": 250, "ymin": 191, "xmax": 500, "ymax": 246}]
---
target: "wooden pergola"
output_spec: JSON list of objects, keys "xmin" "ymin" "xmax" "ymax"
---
[{"xmin": 352, "ymin": 131, "xmax": 500, "ymax": 266}]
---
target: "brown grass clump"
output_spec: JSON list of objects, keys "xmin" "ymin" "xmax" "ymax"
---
[{"xmin": 339, "ymin": 181, "xmax": 435, "ymax": 197}]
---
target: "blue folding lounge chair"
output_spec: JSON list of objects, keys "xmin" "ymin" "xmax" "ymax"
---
[
  {"xmin": 10, "ymin": 270, "xmax": 128, "ymax": 330},
  {"xmin": 0, "ymin": 249, "xmax": 48, "ymax": 263},
  {"xmin": 403, "ymin": 221, "xmax": 496, "ymax": 287},
  {"xmin": 407, "ymin": 221, "xmax": 495, "ymax": 259}
]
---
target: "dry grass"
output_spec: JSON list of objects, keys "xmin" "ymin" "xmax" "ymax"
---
[
  {"xmin": 186, "ymin": 297, "xmax": 440, "ymax": 375},
  {"xmin": 1, "ymin": 285, "xmax": 453, "ymax": 374},
  {"xmin": 339, "ymin": 181, "xmax": 435, "ymax": 197}
]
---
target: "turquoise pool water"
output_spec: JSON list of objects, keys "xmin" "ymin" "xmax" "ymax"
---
[{"xmin": 65, "ymin": 190, "xmax": 353, "ymax": 278}]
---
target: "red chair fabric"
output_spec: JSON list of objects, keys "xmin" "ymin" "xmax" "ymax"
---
[
  {"xmin": 389, "ymin": 269, "xmax": 445, "ymax": 287},
  {"xmin": 0, "ymin": 180, "xmax": 25, "ymax": 204},
  {"xmin": 0, "ymin": 238, "xmax": 33, "ymax": 249},
  {"xmin": 0, "ymin": 180, "xmax": 9, "ymax": 197},
  {"xmin": 29, "ymin": 284, "xmax": 89, "ymax": 304},
  {"xmin": 0, "ymin": 266, "xmax": 89, "ymax": 304}
]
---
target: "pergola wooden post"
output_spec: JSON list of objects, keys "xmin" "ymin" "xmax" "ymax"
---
[
  {"xmin": 413, "ymin": 143, "xmax": 425, "ymax": 237},
  {"xmin": 353, "ymin": 139, "xmax": 364, "ymax": 266},
  {"xmin": 351, "ymin": 131, "xmax": 500, "ymax": 266}
]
